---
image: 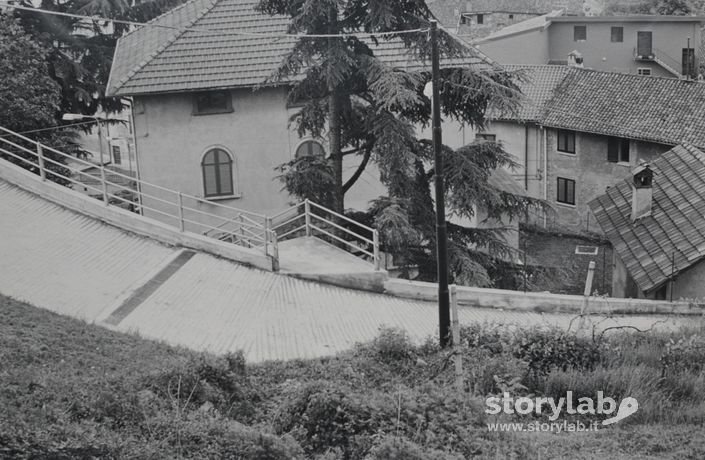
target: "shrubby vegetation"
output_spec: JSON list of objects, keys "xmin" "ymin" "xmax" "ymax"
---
[{"xmin": 1, "ymin": 294, "xmax": 704, "ymax": 459}]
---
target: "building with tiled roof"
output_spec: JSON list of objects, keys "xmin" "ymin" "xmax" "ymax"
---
[
  {"xmin": 107, "ymin": 0, "xmax": 493, "ymax": 97},
  {"xmin": 589, "ymin": 144, "xmax": 705, "ymax": 299},
  {"xmin": 476, "ymin": 13, "xmax": 704, "ymax": 78},
  {"xmin": 427, "ymin": 0, "xmax": 584, "ymax": 38},
  {"xmin": 468, "ymin": 64, "xmax": 705, "ymax": 234},
  {"xmin": 106, "ymin": 0, "xmax": 525, "ymax": 253},
  {"xmin": 542, "ymin": 70, "xmax": 705, "ymax": 149}
]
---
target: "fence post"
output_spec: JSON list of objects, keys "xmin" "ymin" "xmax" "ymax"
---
[
  {"xmin": 37, "ymin": 144, "xmax": 46, "ymax": 181},
  {"xmin": 177, "ymin": 192, "xmax": 184, "ymax": 232},
  {"xmin": 270, "ymin": 229, "xmax": 280, "ymax": 272},
  {"xmin": 264, "ymin": 217, "xmax": 272, "ymax": 258},
  {"xmin": 100, "ymin": 165, "xmax": 108, "ymax": 204},
  {"xmin": 304, "ymin": 199, "xmax": 312, "ymax": 237},
  {"xmin": 581, "ymin": 261, "xmax": 596, "ymax": 315},
  {"xmin": 239, "ymin": 214, "xmax": 245, "ymax": 245},
  {"xmin": 450, "ymin": 285, "xmax": 464, "ymax": 391},
  {"xmin": 373, "ymin": 230, "xmax": 380, "ymax": 271}
]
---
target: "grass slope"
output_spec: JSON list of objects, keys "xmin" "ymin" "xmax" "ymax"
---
[{"xmin": 1, "ymin": 294, "xmax": 704, "ymax": 459}]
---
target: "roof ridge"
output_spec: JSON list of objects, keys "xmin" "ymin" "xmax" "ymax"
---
[
  {"xmin": 120, "ymin": 0, "xmax": 206, "ymax": 41},
  {"xmin": 568, "ymin": 66, "xmax": 705, "ymax": 85},
  {"xmin": 449, "ymin": 32, "xmax": 500, "ymax": 69},
  {"xmin": 111, "ymin": 0, "xmax": 221, "ymax": 95}
]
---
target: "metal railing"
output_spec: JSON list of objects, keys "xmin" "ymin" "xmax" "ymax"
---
[
  {"xmin": 633, "ymin": 47, "xmax": 683, "ymax": 77},
  {"xmin": 0, "ymin": 125, "xmax": 274, "ymax": 259},
  {"xmin": 271, "ymin": 199, "xmax": 381, "ymax": 271},
  {"xmin": 0, "ymin": 125, "xmax": 380, "ymax": 272}
]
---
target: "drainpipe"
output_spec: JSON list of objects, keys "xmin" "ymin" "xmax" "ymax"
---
[
  {"xmin": 542, "ymin": 125, "xmax": 548, "ymax": 228},
  {"xmin": 129, "ymin": 99, "xmax": 143, "ymax": 215},
  {"xmin": 524, "ymin": 124, "xmax": 529, "ymax": 190}
]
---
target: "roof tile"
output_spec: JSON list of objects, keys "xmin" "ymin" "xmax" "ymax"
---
[
  {"xmin": 589, "ymin": 144, "xmax": 705, "ymax": 293},
  {"xmin": 108, "ymin": 0, "xmax": 493, "ymax": 96}
]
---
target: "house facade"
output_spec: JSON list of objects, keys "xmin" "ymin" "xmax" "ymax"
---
[
  {"xmin": 476, "ymin": 13, "xmax": 704, "ymax": 78},
  {"xmin": 590, "ymin": 145, "xmax": 705, "ymax": 300},
  {"xmin": 472, "ymin": 65, "xmax": 705, "ymax": 234},
  {"xmin": 107, "ymin": 0, "xmax": 529, "ymax": 256}
]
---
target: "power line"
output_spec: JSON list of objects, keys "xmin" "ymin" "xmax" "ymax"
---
[
  {"xmin": 0, "ymin": 3, "xmax": 430, "ymax": 38},
  {"xmin": 17, "ymin": 120, "xmax": 99, "ymax": 134}
]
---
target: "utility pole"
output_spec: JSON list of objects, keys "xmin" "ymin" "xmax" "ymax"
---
[{"xmin": 430, "ymin": 20, "xmax": 451, "ymax": 348}]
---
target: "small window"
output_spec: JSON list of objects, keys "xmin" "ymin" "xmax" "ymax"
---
[
  {"xmin": 611, "ymin": 27, "xmax": 623, "ymax": 43},
  {"xmin": 476, "ymin": 133, "xmax": 496, "ymax": 141},
  {"xmin": 557, "ymin": 129, "xmax": 576, "ymax": 154},
  {"xmin": 508, "ymin": 14, "xmax": 514, "ymax": 20},
  {"xmin": 557, "ymin": 177, "xmax": 576, "ymax": 205},
  {"xmin": 575, "ymin": 245, "xmax": 599, "ymax": 255},
  {"xmin": 637, "ymin": 68, "xmax": 652, "ymax": 76},
  {"xmin": 112, "ymin": 145, "xmax": 121, "ymax": 165},
  {"xmin": 460, "ymin": 15, "xmax": 467, "ymax": 25},
  {"xmin": 193, "ymin": 91, "xmax": 232, "ymax": 115},
  {"xmin": 295, "ymin": 140, "xmax": 326, "ymax": 159},
  {"xmin": 477, "ymin": 14, "xmax": 484, "ymax": 24},
  {"xmin": 202, "ymin": 148, "xmax": 234, "ymax": 197},
  {"xmin": 574, "ymin": 25, "xmax": 587, "ymax": 41},
  {"xmin": 607, "ymin": 137, "xmax": 630, "ymax": 163}
]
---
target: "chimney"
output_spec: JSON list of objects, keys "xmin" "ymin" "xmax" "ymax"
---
[
  {"xmin": 631, "ymin": 164, "xmax": 654, "ymax": 221},
  {"xmin": 568, "ymin": 50, "xmax": 584, "ymax": 68}
]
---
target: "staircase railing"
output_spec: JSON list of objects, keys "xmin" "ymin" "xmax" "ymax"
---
[
  {"xmin": 0, "ymin": 125, "xmax": 380, "ymax": 272},
  {"xmin": 0, "ymin": 125, "xmax": 275, "ymax": 260},
  {"xmin": 271, "ymin": 199, "xmax": 381, "ymax": 271},
  {"xmin": 633, "ymin": 46, "xmax": 683, "ymax": 77}
]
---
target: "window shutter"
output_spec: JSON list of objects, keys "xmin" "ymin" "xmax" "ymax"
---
[{"xmin": 607, "ymin": 138, "xmax": 619, "ymax": 163}]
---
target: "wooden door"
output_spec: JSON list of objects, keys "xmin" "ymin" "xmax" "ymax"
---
[{"xmin": 637, "ymin": 31, "xmax": 652, "ymax": 57}]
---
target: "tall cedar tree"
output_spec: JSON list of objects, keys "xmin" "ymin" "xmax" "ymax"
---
[
  {"xmin": 0, "ymin": 13, "xmax": 73, "ymax": 184},
  {"xmin": 13, "ymin": 0, "xmax": 188, "ymax": 116},
  {"xmin": 257, "ymin": 0, "xmax": 549, "ymax": 287}
]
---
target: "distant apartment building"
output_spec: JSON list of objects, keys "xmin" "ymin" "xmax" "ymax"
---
[
  {"xmin": 427, "ymin": 0, "xmax": 584, "ymax": 38},
  {"xmin": 466, "ymin": 65, "xmax": 705, "ymax": 234},
  {"xmin": 476, "ymin": 13, "xmax": 704, "ymax": 78}
]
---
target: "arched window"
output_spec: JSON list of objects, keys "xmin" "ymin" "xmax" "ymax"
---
[
  {"xmin": 202, "ymin": 148, "xmax": 234, "ymax": 197},
  {"xmin": 295, "ymin": 140, "xmax": 326, "ymax": 159}
]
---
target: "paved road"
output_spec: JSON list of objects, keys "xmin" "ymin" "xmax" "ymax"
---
[{"xmin": 0, "ymin": 180, "xmax": 692, "ymax": 362}]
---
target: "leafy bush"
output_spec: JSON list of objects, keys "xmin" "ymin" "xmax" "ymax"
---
[
  {"xmin": 145, "ymin": 352, "xmax": 260, "ymax": 423},
  {"xmin": 145, "ymin": 412, "xmax": 305, "ymax": 459},
  {"xmin": 511, "ymin": 327, "xmax": 602, "ymax": 377},
  {"xmin": 368, "ymin": 437, "xmax": 463, "ymax": 460},
  {"xmin": 459, "ymin": 322, "xmax": 507, "ymax": 354},
  {"xmin": 661, "ymin": 335, "xmax": 705, "ymax": 375}
]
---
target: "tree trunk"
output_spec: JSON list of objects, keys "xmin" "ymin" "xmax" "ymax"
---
[{"xmin": 328, "ymin": 91, "xmax": 344, "ymax": 213}]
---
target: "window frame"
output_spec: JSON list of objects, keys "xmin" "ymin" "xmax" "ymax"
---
[
  {"xmin": 476, "ymin": 133, "xmax": 497, "ymax": 142},
  {"xmin": 477, "ymin": 14, "xmax": 484, "ymax": 24},
  {"xmin": 111, "ymin": 145, "xmax": 121, "ymax": 165},
  {"xmin": 556, "ymin": 177, "xmax": 576, "ymax": 206},
  {"xmin": 610, "ymin": 26, "xmax": 623, "ymax": 43},
  {"xmin": 557, "ymin": 129, "xmax": 576, "ymax": 154},
  {"xmin": 573, "ymin": 25, "xmax": 587, "ymax": 42},
  {"xmin": 607, "ymin": 136, "xmax": 630, "ymax": 163},
  {"xmin": 201, "ymin": 147, "xmax": 237, "ymax": 199},
  {"xmin": 637, "ymin": 67, "xmax": 652, "ymax": 76},
  {"xmin": 192, "ymin": 90, "xmax": 233, "ymax": 116},
  {"xmin": 294, "ymin": 139, "xmax": 326, "ymax": 159}
]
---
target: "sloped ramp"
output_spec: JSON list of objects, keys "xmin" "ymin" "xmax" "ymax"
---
[
  {"xmin": 0, "ymin": 179, "xmax": 688, "ymax": 362},
  {"xmin": 278, "ymin": 237, "xmax": 388, "ymax": 291}
]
